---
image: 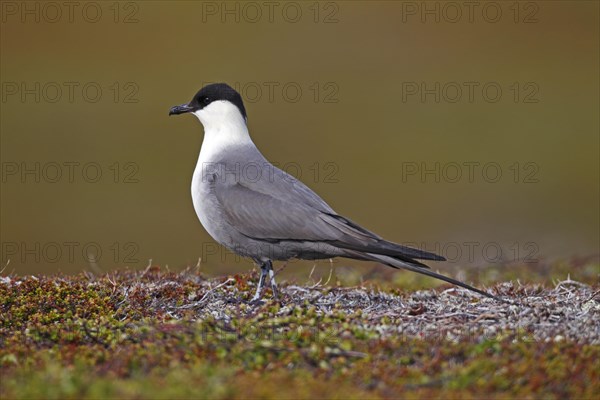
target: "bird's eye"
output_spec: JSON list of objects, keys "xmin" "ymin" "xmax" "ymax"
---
[{"xmin": 203, "ymin": 97, "xmax": 210, "ymax": 104}]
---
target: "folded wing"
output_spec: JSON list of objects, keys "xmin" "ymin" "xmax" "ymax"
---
[{"xmin": 213, "ymin": 170, "xmax": 444, "ymax": 263}]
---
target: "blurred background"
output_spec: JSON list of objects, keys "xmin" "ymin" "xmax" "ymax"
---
[{"xmin": 1, "ymin": 1, "xmax": 598, "ymax": 283}]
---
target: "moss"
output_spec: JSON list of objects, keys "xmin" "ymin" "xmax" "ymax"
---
[{"xmin": 0, "ymin": 263, "xmax": 598, "ymax": 399}]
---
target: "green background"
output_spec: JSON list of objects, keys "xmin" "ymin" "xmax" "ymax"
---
[{"xmin": 1, "ymin": 1, "xmax": 598, "ymax": 278}]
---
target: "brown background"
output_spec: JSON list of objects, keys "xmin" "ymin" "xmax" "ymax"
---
[{"xmin": 1, "ymin": 1, "xmax": 598, "ymax": 279}]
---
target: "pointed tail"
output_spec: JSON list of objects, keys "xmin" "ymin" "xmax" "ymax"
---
[{"xmin": 364, "ymin": 253, "xmax": 507, "ymax": 303}]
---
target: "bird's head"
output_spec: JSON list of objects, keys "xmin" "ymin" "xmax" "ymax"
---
[{"xmin": 169, "ymin": 83, "xmax": 247, "ymax": 128}]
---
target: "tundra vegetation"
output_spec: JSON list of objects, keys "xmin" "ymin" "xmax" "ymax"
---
[{"xmin": 1, "ymin": 259, "xmax": 598, "ymax": 399}]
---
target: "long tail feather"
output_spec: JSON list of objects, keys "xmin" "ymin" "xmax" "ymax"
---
[{"xmin": 365, "ymin": 253, "xmax": 507, "ymax": 303}]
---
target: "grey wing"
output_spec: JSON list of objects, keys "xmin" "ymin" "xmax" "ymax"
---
[
  {"xmin": 213, "ymin": 173, "xmax": 341, "ymax": 241},
  {"xmin": 213, "ymin": 168, "xmax": 443, "ymax": 262}
]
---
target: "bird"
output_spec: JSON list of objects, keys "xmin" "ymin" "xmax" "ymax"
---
[{"xmin": 169, "ymin": 83, "xmax": 501, "ymax": 303}]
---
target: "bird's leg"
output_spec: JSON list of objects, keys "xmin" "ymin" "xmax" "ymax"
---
[
  {"xmin": 266, "ymin": 261, "xmax": 279, "ymax": 300},
  {"xmin": 251, "ymin": 263, "xmax": 268, "ymax": 302}
]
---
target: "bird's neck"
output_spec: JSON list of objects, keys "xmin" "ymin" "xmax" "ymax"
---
[{"xmin": 198, "ymin": 117, "xmax": 253, "ymax": 163}]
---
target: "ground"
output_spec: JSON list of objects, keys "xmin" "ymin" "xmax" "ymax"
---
[{"xmin": 1, "ymin": 260, "xmax": 598, "ymax": 399}]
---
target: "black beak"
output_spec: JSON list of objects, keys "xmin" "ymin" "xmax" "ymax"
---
[{"xmin": 169, "ymin": 103, "xmax": 194, "ymax": 116}]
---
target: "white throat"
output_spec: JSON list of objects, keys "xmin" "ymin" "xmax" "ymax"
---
[{"xmin": 193, "ymin": 100, "xmax": 252, "ymax": 162}]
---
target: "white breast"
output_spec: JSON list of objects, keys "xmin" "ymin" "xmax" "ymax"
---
[{"xmin": 189, "ymin": 101, "xmax": 253, "ymax": 240}]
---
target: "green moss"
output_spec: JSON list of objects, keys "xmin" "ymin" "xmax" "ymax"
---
[{"xmin": 0, "ymin": 265, "xmax": 598, "ymax": 399}]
